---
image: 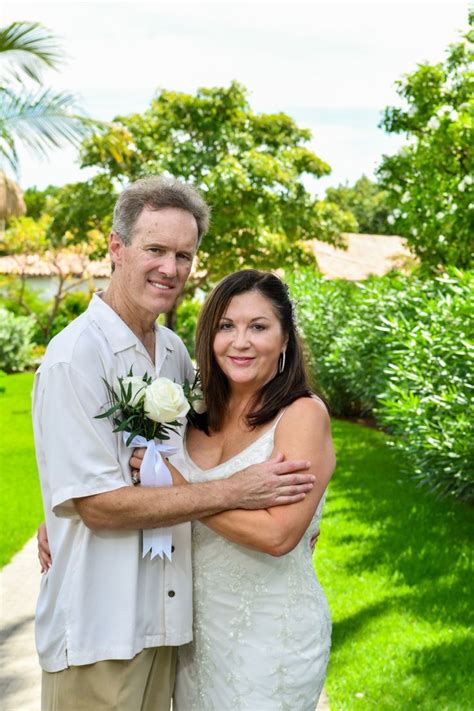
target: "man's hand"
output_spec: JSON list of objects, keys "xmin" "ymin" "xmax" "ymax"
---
[
  {"xmin": 228, "ymin": 453, "xmax": 314, "ymax": 509},
  {"xmin": 130, "ymin": 449, "xmax": 313, "ymax": 509},
  {"xmin": 37, "ymin": 523, "xmax": 52, "ymax": 572}
]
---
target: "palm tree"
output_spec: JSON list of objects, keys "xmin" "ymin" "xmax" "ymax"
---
[{"xmin": 0, "ymin": 21, "xmax": 91, "ymax": 175}]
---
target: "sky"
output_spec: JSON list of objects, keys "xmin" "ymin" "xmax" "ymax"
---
[{"xmin": 2, "ymin": 0, "xmax": 470, "ymax": 197}]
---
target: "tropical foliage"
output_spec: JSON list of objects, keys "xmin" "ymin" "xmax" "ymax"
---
[{"xmin": 0, "ymin": 21, "xmax": 91, "ymax": 174}]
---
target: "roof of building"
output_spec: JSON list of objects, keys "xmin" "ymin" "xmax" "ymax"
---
[
  {"xmin": 312, "ymin": 233, "xmax": 414, "ymax": 280},
  {"xmin": 0, "ymin": 252, "xmax": 111, "ymax": 278},
  {"xmin": 0, "ymin": 233, "xmax": 414, "ymax": 281}
]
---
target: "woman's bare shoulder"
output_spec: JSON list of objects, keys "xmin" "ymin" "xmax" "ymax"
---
[{"xmin": 282, "ymin": 396, "xmax": 330, "ymax": 425}]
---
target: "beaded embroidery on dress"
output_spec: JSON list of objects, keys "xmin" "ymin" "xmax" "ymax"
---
[{"xmin": 174, "ymin": 414, "xmax": 331, "ymax": 711}]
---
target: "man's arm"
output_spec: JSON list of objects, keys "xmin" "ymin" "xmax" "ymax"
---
[
  {"xmin": 74, "ymin": 455, "xmax": 314, "ymax": 529},
  {"xmin": 194, "ymin": 399, "xmax": 335, "ymax": 556}
]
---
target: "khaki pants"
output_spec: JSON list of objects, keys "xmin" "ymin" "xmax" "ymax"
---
[{"xmin": 41, "ymin": 647, "xmax": 177, "ymax": 711}]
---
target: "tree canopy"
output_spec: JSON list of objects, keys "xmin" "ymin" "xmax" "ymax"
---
[
  {"xmin": 79, "ymin": 82, "xmax": 355, "ymax": 291},
  {"xmin": 325, "ymin": 176, "xmax": 391, "ymax": 235},
  {"xmin": 377, "ymin": 12, "xmax": 474, "ymax": 270}
]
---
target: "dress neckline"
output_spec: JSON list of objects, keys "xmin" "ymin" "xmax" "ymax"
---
[{"xmin": 184, "ymin": 411, "xmax": 285, "ymax": 473}]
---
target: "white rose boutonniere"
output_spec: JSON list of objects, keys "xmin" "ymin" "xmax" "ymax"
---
[{"xmin": 144, "ymin": 377, "xmax": 190, "ymax": 423}]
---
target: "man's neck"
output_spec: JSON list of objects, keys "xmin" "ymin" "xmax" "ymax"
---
[{"xmin": 102, "ymin": 287, "xmax": 158, "ymax": 362}]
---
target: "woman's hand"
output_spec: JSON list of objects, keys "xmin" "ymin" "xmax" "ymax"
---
[
  {"xmin": 129, "ymin": 447, "xmax": 146, "ymax": 484},
  {"xmin": 37, "ymin": 523, "xmax": 52, "ymax": 572}
]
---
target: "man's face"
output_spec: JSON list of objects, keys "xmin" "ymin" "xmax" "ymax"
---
[{"xmin": 110, "ymin": 207, "xmax": 199, "ymax": 318}]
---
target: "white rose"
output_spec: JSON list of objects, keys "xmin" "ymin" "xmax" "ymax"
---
[
  {"xmin": 192, "ymin": 387, "xmax": 207, "ymax": 414},
  {"xmin": 144, "ymin": 377, "xmax": 190, "ymax": 423},
  {"xmin": 121, "ymin": 375, "xmax": 147, "ymax": 406}
]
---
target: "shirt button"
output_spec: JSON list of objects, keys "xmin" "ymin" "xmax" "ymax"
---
[
  {"xmin": 171, "ymin": 545, "xmax": 175, "ymax": 553},
  {"xmin": 168, "ymin": 590, "xmax": 175, "ymax": 598}
]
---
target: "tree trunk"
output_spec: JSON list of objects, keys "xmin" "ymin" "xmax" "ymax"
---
[{"xmin": 165, "ymin": 305, "xmax": 177, "ymax": 331}]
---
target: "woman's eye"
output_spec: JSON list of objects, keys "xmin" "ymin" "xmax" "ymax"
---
[
  {"xmin": 218, "ymin": 322, "xmax": 233, "ymax": 330},
  {"xmin": 252, "ymin": 324, "xmax": 266, "ymax": 331}
]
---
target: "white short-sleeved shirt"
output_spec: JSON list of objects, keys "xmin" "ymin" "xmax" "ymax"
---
[{"xmin": 33, "ymin": 294, "xmax": 195, "ymax": 672}]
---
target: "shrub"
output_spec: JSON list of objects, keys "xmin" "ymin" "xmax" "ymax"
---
[
  {"xmin": 175, "ymin": 298, "xmax": 201, "ymax": 359},
  {"xmin": 376, "ymin": 270, "xmax": 474, "ymax": 501},
  {"xmin": 0, "ymin": 308, "xmax": 36, "ymax": 372},
  {"xmin": 289, "ymin": 268, "xmax": 474, "ymax": 502},
  {"xmin": 49, "ymin": 291, "xmax": 91, "ymax": 340}
]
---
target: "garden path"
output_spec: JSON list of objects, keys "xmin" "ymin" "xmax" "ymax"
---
[{"xmin": 0, "ymin": 537, "xmax": 330, "ymax": 710}]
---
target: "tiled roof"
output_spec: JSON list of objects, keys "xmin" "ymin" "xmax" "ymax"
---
[
  {"xmin": 0, "ymin": 252, "xmax": 111, "ymax": 277},
  {"xmin": 0, "ymin": 234, "xmax": 413, "ymax": 281}
]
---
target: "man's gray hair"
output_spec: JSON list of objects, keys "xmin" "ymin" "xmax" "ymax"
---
[{"xmin": 112, "ymin": 176, "xmax": 210, "ymax": 246}]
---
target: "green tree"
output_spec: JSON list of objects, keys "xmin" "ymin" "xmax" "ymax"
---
[
  {"xmin": 23, "ymin": 184, "xmax": 60, "ymax": 220},
  {"xmin": 1, "ymin": 213, "xmax": 99, "ymax": 342},
  {"xmin": 0, "ymin": 21, "xmax": 91, "ymax": 174},
  {"xmin": 80, "ymin": 82, "xmax": 355, "ymax": 324},
  {"xmin": 377, "ymin": 12, "xmax": 474, "ymax": 270},
  {"xmin": 325, "ymin": 175, "xmax": 391, "ymax": 235}
]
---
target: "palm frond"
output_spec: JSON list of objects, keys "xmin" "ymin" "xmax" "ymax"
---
[
  {"xmin": 0, "ymin": 87, "xmax": 94, "ymax": 173},
  {"xmin": 0, "ymin": 21, "xmax": 62, "ymax": 85}
]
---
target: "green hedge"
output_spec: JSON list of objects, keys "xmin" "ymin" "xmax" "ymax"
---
[
  {"xmin": 289, "ymin": 268, "xmax": 474, "ymax": 503},
  {"xmin": 0, "ymin": 308, "xmax": 36, "ymax": 372}
]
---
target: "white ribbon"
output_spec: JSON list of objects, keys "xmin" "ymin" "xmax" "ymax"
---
[{"xmin": 123, "ymin": 432, "xmax": 178, "ymax": 561}]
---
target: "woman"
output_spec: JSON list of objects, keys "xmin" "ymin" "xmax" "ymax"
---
[
  {"xmin": 172, "ymin": 269, "xmax": 334, "ymax": 709},
  {"xmin": 39, "ymin": 269, "xmax": 335, "ymax": 709}
]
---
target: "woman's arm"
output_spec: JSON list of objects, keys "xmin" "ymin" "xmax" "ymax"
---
[{"xmin": 200, "ymin": 398, "xmax": 336, "ymax": 557}]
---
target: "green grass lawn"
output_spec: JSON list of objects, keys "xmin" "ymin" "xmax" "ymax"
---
[
  {"xmin": 316, "ymin": 420, "xmax": 473, "ymax": 710},
  {"xmin": 1, "ymin": 376, "xmax": 472, "ymax": 709},
  {"xmin": 0, "ymin": 372, "xmax": 43, "ymax": 567}
]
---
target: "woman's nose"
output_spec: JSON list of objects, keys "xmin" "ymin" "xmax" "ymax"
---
[{"xmin": 233, "ymin": 329, "xmax": 250, "ymax": 348}]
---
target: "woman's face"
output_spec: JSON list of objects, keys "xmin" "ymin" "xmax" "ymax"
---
[{"xmin": 213, "ymin": 290, "xmax": 288, "ymax": 392}]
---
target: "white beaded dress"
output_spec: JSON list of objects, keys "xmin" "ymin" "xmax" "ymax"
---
[{"xmin": 173, "ymin": 415, "xmax": 331, "ymax": 711}]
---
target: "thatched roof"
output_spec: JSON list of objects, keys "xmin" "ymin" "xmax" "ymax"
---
[{"xmin": 0, "ymin": 172, "xmax": 26, "ymax": 222}]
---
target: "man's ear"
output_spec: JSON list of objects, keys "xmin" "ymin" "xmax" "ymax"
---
[{"xmin": 109, "ymin": 232, "xmax": 124, "ymax": 268}]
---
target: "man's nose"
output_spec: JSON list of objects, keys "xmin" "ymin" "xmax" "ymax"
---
[{"xmin": 157, "ymin": 254, "xmax": 177, "ymax": 278}]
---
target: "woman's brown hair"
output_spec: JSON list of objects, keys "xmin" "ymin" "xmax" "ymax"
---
[{"xmin": 195, "ymin": 269, "xmax": 318, "ymax": 432}]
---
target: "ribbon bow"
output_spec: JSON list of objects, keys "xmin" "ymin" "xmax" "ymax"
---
[{"xmin": 124, "ymin": 432, "xmax": 178, "ymax": 560}]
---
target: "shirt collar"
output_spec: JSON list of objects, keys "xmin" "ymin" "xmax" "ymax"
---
[{"xmin": 87, "ymin": 294, "xmax": 175, "ymax": 361}]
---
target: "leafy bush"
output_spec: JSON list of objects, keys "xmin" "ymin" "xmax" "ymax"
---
[
  {"xmin": 175, "ymin": 298, "xmax": 202, "ymax": 359},
  {"xmin": 49, "ymin": 291, "xmax": 91, "ymax": 340},
  {"xmin": 289, "ymin": 268, "xmax": 474, "ymax": 502},
  {"xmin": 0, "ymin": 308, "xmax": 36, "ymax": 372}
]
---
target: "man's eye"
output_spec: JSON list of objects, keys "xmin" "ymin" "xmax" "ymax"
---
[
  {"xmin": 148, "ymin": 247, "xmax": 164, "ymax": 254},
  {"xmin": 177, "ymin": 253, "xmax": 192, "ymax": 262}
]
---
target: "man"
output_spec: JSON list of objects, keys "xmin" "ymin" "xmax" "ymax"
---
[{"xmin": 33, "ymin": 176, "xmax": 314, "ymax": 711}]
